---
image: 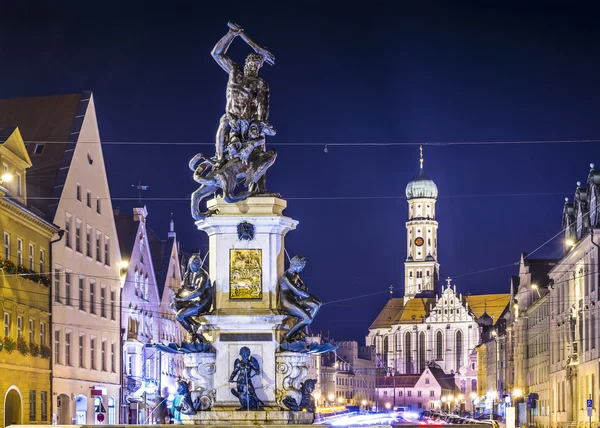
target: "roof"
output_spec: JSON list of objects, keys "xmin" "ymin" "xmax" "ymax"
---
[
  {"xmin": 114, "ymin": 214, "xmax": 140, "ymax": 262},
  {"xmin": 0, "ymin": 93, "xmax": 87, "ymax": 218},
  {"xmin": 465, "ymin": 294, "xmax": 511, "ymax": 323},
  {"xmin": 377, "ymin": 375, "xmax": 421, "ymax": 388},
  {"xmin": 148, "ymin": 228, "xmax": 175, "ymax": 299},
  {"xmin": 427, "ymin": 366, "xmax": 456, "ymax": 391},
  {"xmin": 398, "ymin": 297, "xmax": 435, "ymax": 322},
  {"xmin": 370, "ymin": 294, "xmax": 510, "ymax": 330},
  {"xmin": 406, "ymin": 167, "xmax": 438, "ymax": 200},
  {"xmin": 369, "ymin": 298, "xmax": 405, "ymax": 329}
]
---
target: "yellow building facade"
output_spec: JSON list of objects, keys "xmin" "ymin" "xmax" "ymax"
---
[{"xmin": 0, "ymin": 127, "xmax": 58, "ymax": 427}]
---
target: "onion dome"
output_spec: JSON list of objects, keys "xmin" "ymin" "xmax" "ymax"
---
[{"xmin": 405, "ymin": 146, "xmax": 438, "ymax": 200}]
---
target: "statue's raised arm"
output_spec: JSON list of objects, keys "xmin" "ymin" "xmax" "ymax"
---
[{"xmin": 211, "ymin": 25, "xmax": 240, "ymax": 73}]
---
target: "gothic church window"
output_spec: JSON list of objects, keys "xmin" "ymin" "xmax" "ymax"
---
[
  {"xmin": 418, "ymin": 331, "xmax": 426, "ymax": 372},
  {"xmin": 455, "ymin": 330, "xmax": 463, "ymax": 371},
  {"xmin": 436, "ymin": 330, "xmax": 443, "ymax": 361},
  {"xmin": 405, "ymin": 332, "xmax": 412, "ymax": 374}
]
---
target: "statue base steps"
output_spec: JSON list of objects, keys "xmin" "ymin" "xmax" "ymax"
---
[{"xmin": 181, "ymin": 409, "xmax": 314, "ymax": 425}]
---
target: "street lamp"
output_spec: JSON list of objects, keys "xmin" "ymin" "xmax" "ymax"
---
[
  {"xmin": 513, "ymin": 389, "xmax": 522, "ymax": 398},
  {"xmin": 0, "ymin": 173, "xmax": 13, "ymax": 186},
  {"xmin": 385, "ymin": 402, "xmax": 391, "ymax": 410},
  {"xmin": 337, "ymin": 397, "xmax": 344, "ymax": 405},
  {"xmin": 531, "ymin": 283, "xmax": 541, "ymax": 298}
]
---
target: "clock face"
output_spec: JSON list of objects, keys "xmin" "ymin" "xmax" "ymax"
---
[{"xmin": 415, "ymin": 237, "xmax": 424, "ymax": 247}]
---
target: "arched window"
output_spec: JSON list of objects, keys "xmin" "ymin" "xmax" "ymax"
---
[
  {"xmin": 418, "ymin": 331, "xmax": 426, "ymax": 372},
  {"xmin": 405, "ymin": 332, "xmax": 412, "ymax": 374},
  {"xmin": 436, "ymin": 330, "xmax": 443, "ymax": 361},
  {"xmin": 383, "ymin": 336, "xmax": 389, "ymax": 369},
  {"xmin": 455, "ymin": 330, "xmax": 463, "ymax": 371},
  {"xmin": 471, "ymin": 379, "xmax": 477, "ymax": 393}
]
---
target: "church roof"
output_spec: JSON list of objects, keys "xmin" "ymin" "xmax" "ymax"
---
[
  {"xmin": 405, "ymin": 167, "xmax": 438, "ymax": 200},
  {"xmin": 465, "ymin": 294, "xmax": 510, "ymax": 323},
  {"xmin": 369, "ymin": 293, "xmax": 510, "ymax": 330}
]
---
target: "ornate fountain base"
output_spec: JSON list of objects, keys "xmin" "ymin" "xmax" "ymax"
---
[{"xmin": 182, "ymin": 408, "xmax": 314, "ymax": 425}]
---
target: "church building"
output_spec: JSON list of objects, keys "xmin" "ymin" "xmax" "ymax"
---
[{"xmin": 367, "ymin": 148, "xmax": 510, "ymax": 404}]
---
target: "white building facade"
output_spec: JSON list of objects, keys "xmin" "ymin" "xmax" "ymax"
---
[{"xmin": 0, "ymin": 93, "xmax": 123, "ymax": 425}]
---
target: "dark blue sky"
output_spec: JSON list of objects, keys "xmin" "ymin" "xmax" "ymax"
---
[{"xmin": 1, "ymin": 1, "xmax": 599, "ymax": 342}]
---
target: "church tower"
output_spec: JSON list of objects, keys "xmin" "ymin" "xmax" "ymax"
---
[{"xmin": 404, "ymin": 146, "xmax": 440, "ymax": 303}]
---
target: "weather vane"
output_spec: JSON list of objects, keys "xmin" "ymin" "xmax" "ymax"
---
[{"xmin": 131, "ymin": 180, "xmax": 149, "ymax": 205}]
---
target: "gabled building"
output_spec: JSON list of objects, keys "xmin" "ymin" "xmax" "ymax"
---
[
  {"xmin": 0, "ymin": 93, "xmax": 122, "ymax": 425},
  {"xmin": 116, "ymin": 208, "xmax": 185, "ymax": 423},
  {"xmin": 375, "ymin": 365, "xmax": 456, "ymax": 412},
  {"xmin": 0, "ymin": 127, "xmax": 59, "ymax": 427}
]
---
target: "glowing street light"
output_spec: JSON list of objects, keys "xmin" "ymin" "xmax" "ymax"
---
[
  {"xmin": 0, "ymin": 173, "xmax": 13, "ymax": 184},
  {"xmin": 337, "ymin": 397, "xmax": 344, "ymax": 404},
  {"xmin": 566, "ymin": 238, "xmax": 575, "ymax": 248},
  {"xmin": 328, "ymin": 393, "xmax": 334, "ymax": 402},
  {"xmin": 385, "ymin": 402, "xmax": 391, "ymax": 410},
  {"xmin": 531, "ymin": 283, "xmax": 541, "ymax": 298},
  {"xmin": 513, "ymin": 389, "xmax": 523, "ymax": 398},
  {"xmin": 458, "ymin": 394, "xmax": 464, "ymax": 401},
  {"xmin": 470, "ymin": 392, "xmax": 477, "ymax": 400},
  {"xmin": 361, "ymin": 400, "xmax": 367, "ymax": 406}
]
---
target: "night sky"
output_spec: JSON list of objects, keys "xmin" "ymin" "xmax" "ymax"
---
[{"xmin": 1, "ymin": 1, "xmax": 599, "ymax": 343}]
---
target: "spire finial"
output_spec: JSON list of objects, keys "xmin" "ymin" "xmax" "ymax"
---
[
  {"xmin": 446, "ymin": 277, "xmax": 452, "ymax": 288},
  {"xmin": 419, "ymin": 145, "xmax": 424, "ymax": 169}
]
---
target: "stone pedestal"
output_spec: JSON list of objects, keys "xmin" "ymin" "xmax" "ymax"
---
[
  {"xmin": 183, "ymin": 352, "xmax": 216, "ymax": 409},
  {"xmin": 195, "ymin": 197, "xmax": 297, "ymax": 408},
  {"xmin": 275, "ymin": 352, "xmax": 310, "ymax": 407}
]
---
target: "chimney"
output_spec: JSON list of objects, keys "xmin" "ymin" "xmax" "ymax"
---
[{"xmin": 133, "ymin": 205, "xmax": 148, "ymax": 222}]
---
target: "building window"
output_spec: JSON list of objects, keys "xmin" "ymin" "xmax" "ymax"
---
[
  {"xmin": 4, "ymin": 232, "xmax": 9, "ymax": 259},
  {"xmin": 76, "ymin": 184, "xmax": 81, "ymax": 201},
  {"xmin": 96, "ymin": 231, "xmax": 101, "ymax": 262},
  {"xmin": 29, "ymin": 243, "xmax": 34, "ymax": 270},
  {"xmin": 100, "ymin": 287, "xmax": 106, "ymax": 318},
  {"xmin": 405, "ymin": 331, "xmax": 412, "ymax": 374},
  {"xmin": 75, "ymin": 221, "xmax": 81, "ymax": 253},
  {"xmin": 417, "ymin": 390, "xmax": 422, "ymax": 397},
  {"xmin": 128, "ymin": 354, "xmax": 133, "ymax": 375},
  {"xmin": 86, "ymin": 226, "xmax": 92, "ymax": 257},
  {"xmin": 425, "ymin": 377, "xmax": 430, "ymax": 384},
  {"xmin": 29, "ymin": 390, "xmax": 36, "ymax": 421},
  {"xmin": 17, "ymin": 316, "xmax": 23, "ymax": 339},
  {"xmin": 17, "ymin": 238, "xmax": 22, "ymax": 265},
  {"xmin": 96, "ymin": 198, "xmax": 101, "ymax": 214},
  {"xmin": 408, "ymin": 391, "xmax": 412, "ymax": 397},
  {"xmin": 91, "ymin": 337, "xmax": 96, "ymax": 370},
  {"xmin": 79, "ymin": 278, "xmax": 85, "ymax": 311},
  {"xmin": 430, "ymin": 390, "xmax": 435, "ymax": 397},
  {"xmin": 33, "ymin": 143, "xmax": 45, "ymax": 155},
  {"xmin": 592, "ymin": 313, "xmax": 597, "ymax": 349},
  {"xmin": 16, "ymin": 173, "xmax": 22, "ymax": 197},
  {"xmin": 54, "ymin": 269, "xmax": 60, "ymax": 303},
  {"xmin": 79, "ymin": 335, "xmax": 85, "ymax": 368},
  {"xmin": 29, "ymin": 319, "xmax": 34, "ymax": 343},
  {"xmin": 90, "ymin": 281, "xmax": 96, "ymax": 315},
  {"xmin": 65, "ymin": 332, "xmax": 71, "ymax": 366},
  {"xmin": 41, "ymin": 391, "xmax": 48, "ymax": 421},
  {"xmin": 111, "ymin": 342, "xmax": 116, "ymax": 373},
  {"xmin": 65, "ymin": 272, "xmax": 71, "ymax": 306},
  {"xmin": 110, "ymin": 290, "xmax": 115, "ymax": 321},
  {"xmin": 4, "ymin": 313, "xmax": 9, "ymax": 337},
  {"xmin": 39, "ymin": 249, "xmax": 45, "ymax": 273},
  {"xmin": 65, "ymin": 214, "xmax": 72, "ymax": 248},
  {"xmin": 40, "ymin": 322, "xmax": 45, "ymax": 346},
  {"xmin": 86, "ymin": 191, "xmax": 91, "ymax": 208},
  {"xmin": 54, "ymin": 330, "xmax": 61, "ymax": 365},
  {"xmin": 455, "ymin": 330, "xmax": 463, "ymax": 372},
  {"xmin": 104, "ymin": 236, "xmax": 110, "ymax": 266},
  {"xmin": 101, "ymin": 340, "xmax": 107, "ymax": 371},
  {"xmin": 436, "ymin": 330, "xmax": 443, "ymax": 361}
]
